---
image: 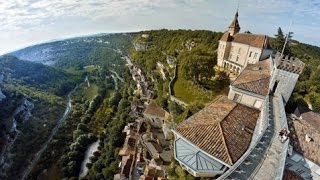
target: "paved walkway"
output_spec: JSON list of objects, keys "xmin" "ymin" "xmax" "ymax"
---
[
  {"xmin": 225, "ymin": 96, "xmax": 275, "ymax": 180},
  {"xmin": 253, "ymin": 96, "xmax": 287, "ymax": 180}
]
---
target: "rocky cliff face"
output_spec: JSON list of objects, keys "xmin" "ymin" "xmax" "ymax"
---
[
  {"xmin": 0, "ymin": 94, "xmax": 34, "ymax": 178},
  {"xmin": 0, "ymin": 74, "xmax": 5, "ymax": 102}
]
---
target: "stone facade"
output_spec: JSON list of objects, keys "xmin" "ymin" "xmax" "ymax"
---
[{"xmin": 269, "ymin": 53, "xmax": 304, "ymax": 103}]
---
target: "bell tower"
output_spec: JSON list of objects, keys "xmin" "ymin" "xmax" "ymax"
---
[{"xmin": 228, "ymin": 11, "xmax": 240, "ymax": 36}]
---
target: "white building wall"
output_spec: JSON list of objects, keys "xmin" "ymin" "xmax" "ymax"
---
[
  {"xmin": 217, "ymin": 41, "xmax": 231, "ymax": 67},
  {"xmin": 144, "ymin": 114, "xmax": 164, "ymax": 128},
  {"xmin": 227, "ymin": 42, "xmax": 250, "ymax": 67},
  {"xmin": 228, "ymin": 87, "xmax": 265, "ymax": 109},
  {"xmin": 260, "ymin": 49, "xmax": 273, "ymax": 60},
  {"xmin": 269, "ymin": 68, "xmax": 299, "ymax": 103},
  {"xmin": 245, "ymin": 46, "xmax": 263, "ymax": 65}
]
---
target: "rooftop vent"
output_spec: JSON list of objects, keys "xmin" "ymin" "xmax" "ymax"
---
[
  {"xmin": 252, "ymin": 67, "xmax": 262, "ymax": 71},
  {"xmin": 305, "ymin": 134, "xmax": 313, "ymax": 142}
]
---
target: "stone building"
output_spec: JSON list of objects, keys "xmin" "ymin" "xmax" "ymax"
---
[
  {"xmin": 217, "ymin": 11, "xmax": 273, "ymax": 74},
  {"xmin": 143, "ymin": 100, "xmax": 170, "ymax": 129}
]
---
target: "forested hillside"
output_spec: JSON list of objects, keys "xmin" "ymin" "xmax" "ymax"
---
[
  {"xmin": 0, "ymin": 33, "xmax": 134, "ymax": 180},
  {"xmin": 0, "ymin": 55, "xmax": 77, "ymax": 96},
  {"xmin": 0, "ymin": 56, "xmax": 77, "ymax": 180},
  {"xmin": 9, "ymin": 33, "xmax": 133, "ymax": 69}
]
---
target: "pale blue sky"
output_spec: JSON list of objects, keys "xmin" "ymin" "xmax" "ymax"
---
[{"xmin": 0, "ymin": 0, "xmax": 319, "ymax": 55}]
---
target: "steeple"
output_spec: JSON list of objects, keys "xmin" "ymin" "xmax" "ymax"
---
[{"xmin": 228, "ymin": 10, "xmax": 240, "ymax": 36}]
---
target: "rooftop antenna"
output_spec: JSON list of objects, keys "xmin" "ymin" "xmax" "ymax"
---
[
  {"xmin": 281, "ymin": 20, "xmax": 293, "ymax": 56},
  {"xmin": 237, "ymin": 0, "xmax": 239, "ymax": 12}
]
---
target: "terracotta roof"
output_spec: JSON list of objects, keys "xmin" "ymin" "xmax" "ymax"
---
[
  {"xmin": 176, "ymin": 96, "xmax": 260, "ymax": 165},
  {"xmin": 289, "ymin": 107, "xmax": 320, "ymax": 164},
  {"xmin": 233, "ymin": 33, "xmax": 271, "ymax": 49},
  {"xmin": 232, "ymin": 59, "xmax": 271, "ymax": 96},
  {"xmin": 144, "ymin": 100, "xmax": 166, "ymax": 118},
  {"xmin": 220, "ymin": 32, "xmax": 271, "ymax": 49}
]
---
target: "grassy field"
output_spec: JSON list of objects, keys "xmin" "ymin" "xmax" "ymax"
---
[
  {"xmin": 172, "ymin": 66, "xmax": 222, "ymax": 104},
  {"xmin": 83, "ymin": 83, "xmax": 99, "ymax": 101}
]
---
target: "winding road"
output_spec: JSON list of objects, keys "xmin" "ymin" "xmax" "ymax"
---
[{"xmin": 21, "ymin": 95, "xmax": 72, "ymax": 180}]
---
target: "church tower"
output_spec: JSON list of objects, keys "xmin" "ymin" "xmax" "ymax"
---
[{"xmin": 228, "ymin": 11, "xmax": 240, "ymax": 36}]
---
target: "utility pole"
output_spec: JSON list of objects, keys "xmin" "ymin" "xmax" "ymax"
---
[{"xmin": 281, "ymin": 21, "xmax": 293, "ymax": 56}]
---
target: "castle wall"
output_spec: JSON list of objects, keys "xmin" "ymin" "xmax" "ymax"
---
[
  {"xmin": 260, "ymin": 49, "xmax": 273, "ymax": 61},
  {"xmin": 269, "ymin": 68, "xmax": 299, "ymax": 103}
]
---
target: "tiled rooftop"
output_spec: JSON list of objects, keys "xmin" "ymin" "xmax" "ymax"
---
[
  {"xmin": 232, "ymin": 59, "xmax": 271, "ymax": 96},
  {"xmin": 176, "ymin": 96, "xmax": 260, "ymax": 165},
  {"xmin": 289, "ymin": 107, "xmax": 320, "ymax": 165},
  {"xmin": 143, "ymin": 100, "xmax": 166, "ymax": 118},
  {"xmin": 220, "ymin": 32, "xmax": 271, "ymax": 49}
]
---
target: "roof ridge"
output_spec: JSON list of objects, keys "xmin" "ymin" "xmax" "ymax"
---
[
  {"xmin": 218, "ymin": 122, "xmax": 233, "ymax": 165},
  {"xmin": 218, "ymin": 103, "xmax": 242, "ymax": 165},
  {"xmin": 234, "ymin": 76, "xmax": 270, "ymax": 86},
  {"xmin": 235, "ymin": 33, "xmax": 268, "ymax": 37},
  {"xmin": 179, "ymin": 96, "xmax": 225, "ymax": 124}
]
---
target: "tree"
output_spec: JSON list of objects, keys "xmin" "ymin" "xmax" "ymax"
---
[
  {"xmin": 216, "ymin": 70, "xmax": 230, "ymax": 88},
  {"xmin": 273, "ymin": 27, "xmax": 291, "ymax": 55},
  {"xmin": 180, "ymin": 46, "xmax": 216, "ymax": 83}
]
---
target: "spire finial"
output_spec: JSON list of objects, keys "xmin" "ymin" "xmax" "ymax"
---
[{"xmin": 237, "ymin": 0, "xmax": 239, "ymax": 13}]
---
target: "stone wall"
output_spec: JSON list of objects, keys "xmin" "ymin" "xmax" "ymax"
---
[{"xmin": 269, "ymin": 68, "xmax": 299, "ymax": 103}]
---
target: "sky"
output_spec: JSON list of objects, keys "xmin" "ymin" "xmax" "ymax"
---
[{"xmin": 0, "ymin": 0, "xmax": 319, "ymax": 55}]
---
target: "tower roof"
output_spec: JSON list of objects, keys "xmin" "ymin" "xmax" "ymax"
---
[{"xmin": 228, "ymin": 11, "xmax": 240, "ymax": 29}]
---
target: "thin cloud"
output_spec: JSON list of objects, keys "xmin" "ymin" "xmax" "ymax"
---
[{"xmin": 0, "ymin": 0, "xmax": 319, "ymax": 54}]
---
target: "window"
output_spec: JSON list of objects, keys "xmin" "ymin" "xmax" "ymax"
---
[
  {"xmin": 249, "ymin": 51, "xmax": 252, "ymax": 57},
  {"xmin": 229, "ymin": 54, "xmax": 232, "ymax": 60},
  {"xmin": 233, "ymin": 93, "xmax": 241, "ymax": 102},
  {"xmin": 236, "ymin": 56, "xmax": 239, "ymax": 62},
  {"xmin": 253, "ymin": 100, "xmax": 262, "ymax": 109},
  {"xmin": 254, "ymin": 52, "xmax": 258, "ymax": 59}
]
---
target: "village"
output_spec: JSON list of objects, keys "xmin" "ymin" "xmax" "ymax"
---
[{"xmin": 114, "ymin": 56, "xmax": 172, "ymax": 180}]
